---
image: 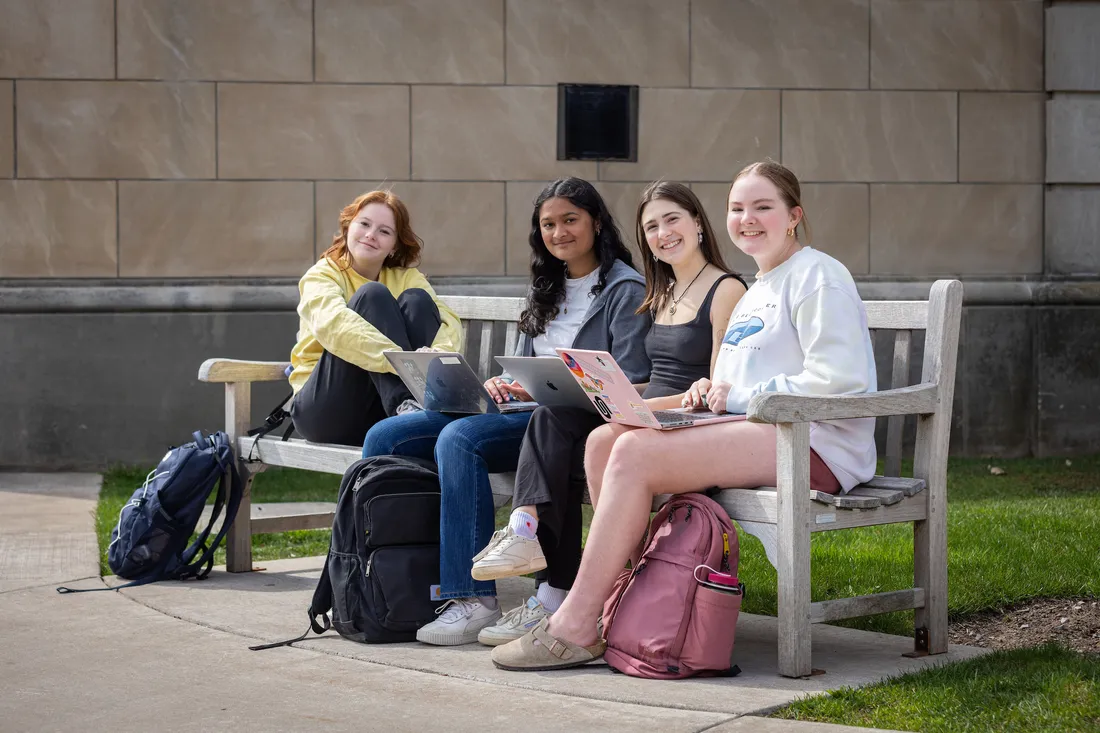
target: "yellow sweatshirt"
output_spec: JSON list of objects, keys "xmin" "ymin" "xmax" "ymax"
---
[{"xmin": 289, "ymin": 257, "xmax": 463, "ymax": 394}]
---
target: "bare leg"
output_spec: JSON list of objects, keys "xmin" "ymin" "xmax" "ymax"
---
[
  {"xmin": 547, "ymin": 421, "xmax": 780, "ymax": 646},
  {"xmin": 583, "ymin": 422, "xmax": 637, "ymax": 507}
]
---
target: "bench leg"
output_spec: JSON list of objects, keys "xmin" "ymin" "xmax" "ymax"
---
[
  {"xmin": 225, "ymin": 381, "xmax": 254, "ymax": 573},
  {"xmin": 913, "ymin": 475, "xmax": 948, "ymax": 655},
  {"xmin": 776, "ymin": 422, "xmax": 813, "ymax": 677},
  {"xmin": 226, "ymin": 466, "xmax": 255, "ymax": 573}
]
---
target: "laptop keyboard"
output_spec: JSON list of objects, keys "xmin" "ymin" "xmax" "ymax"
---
[{"xmin": 651, "ymin": 409, "xmax": 724, "ymax": 427}]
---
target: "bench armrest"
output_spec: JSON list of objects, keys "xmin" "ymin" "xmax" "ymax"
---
[
  {"xmin": 747, "ymin": 383, "xmax": 939, "ymax": 424},
  {"xmin": 198, "ymin": 358, "xmax": 291, "ymax": 384}
]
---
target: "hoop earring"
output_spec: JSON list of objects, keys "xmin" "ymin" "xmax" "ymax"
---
[{"xmin": 786, "ymin": 227, "xmax": 795, "ymax": 238}]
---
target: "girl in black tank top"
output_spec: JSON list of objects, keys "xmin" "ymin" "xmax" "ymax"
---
[{"xmin": 468, "ymin": 183, "xmax": 746, "ymax": 633}]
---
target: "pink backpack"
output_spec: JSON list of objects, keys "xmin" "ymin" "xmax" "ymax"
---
[{"xmin": 601, "ymin": 492, "xmax": 743, "ymax": 679}]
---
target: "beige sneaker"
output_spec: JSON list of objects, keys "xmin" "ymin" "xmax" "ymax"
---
[
  {"xmin": 477, "ymin": 596, "xmax": 552, "ymax": 646},
  {"xmin": 472, "ymin": 528, "xmax": 508, "ymax": 564},
  {"xmin": 470, "ymin": 527, "xmax": 547, "ymax": 581}
]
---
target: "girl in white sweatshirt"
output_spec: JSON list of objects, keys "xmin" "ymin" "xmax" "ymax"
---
[{"xmin": 491, "ymin": 160, "xmax": 878, "ymax": 671}]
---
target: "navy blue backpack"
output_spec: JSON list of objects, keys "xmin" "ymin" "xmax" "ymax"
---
[{"xmin": 58, "ymin": 431, "xmax": 244, "ymax": 593}]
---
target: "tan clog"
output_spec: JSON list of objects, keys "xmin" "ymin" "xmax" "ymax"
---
[{"xmin": 491, "ymin": 618, "xmax": 606, "ymax": 671}]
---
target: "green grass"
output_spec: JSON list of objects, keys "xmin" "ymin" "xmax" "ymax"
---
[{"xmin": 772, "ymin": 644, "xmax": 1100, "ymax": 733}]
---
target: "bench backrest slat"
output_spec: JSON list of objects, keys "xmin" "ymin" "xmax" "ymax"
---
[{"xmin": 884, "ymin": 329, "xmax": 913, "ymax": 477}]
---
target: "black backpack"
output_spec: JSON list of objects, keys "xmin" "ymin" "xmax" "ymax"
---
[
  {"xmin": 59, "ymin": 431, "xmax": 243, "ymax": 594},
  {"xmin": 252, "ymin": 455, "xmax": 441, "ymax": 649}
]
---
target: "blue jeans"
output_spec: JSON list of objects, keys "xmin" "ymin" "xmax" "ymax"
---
[{"xmin": 363, "ymin": 409, "xmax": 532, "ymax": 600}]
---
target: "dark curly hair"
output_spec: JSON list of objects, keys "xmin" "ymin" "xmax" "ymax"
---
[{"xmin": 518, "ymin": 178, "xmax": 635, "ymax": 337}]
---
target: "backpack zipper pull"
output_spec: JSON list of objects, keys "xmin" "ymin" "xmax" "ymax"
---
[{"xmin": 364, "ymin": 556, "xmax": 373, "ymax": 578}]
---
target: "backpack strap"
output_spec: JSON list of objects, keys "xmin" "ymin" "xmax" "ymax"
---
[
  {"xmin": 250, "ymin": 555, "xmax": 334, "ymax": 652},
  {"xmin": 175, "ymin": 437, "xmax": 245, "ymax": 581},
  {"xmin": 247, "ymin": 392, "xmax": 295, "ymax": 461}
]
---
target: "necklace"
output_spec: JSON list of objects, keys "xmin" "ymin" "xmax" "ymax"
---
[{"xmin": 667, "ymin": 263, "xmax": 708, "ymax": 316}]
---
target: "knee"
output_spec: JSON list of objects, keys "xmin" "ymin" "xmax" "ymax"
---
[
  {"xmin": 397, "ymin": 287, "xmax": 438, "ymax": 317},
  {"xmin": 362, "ymin": 416, "xmax": 398, "ymax": 457},
  {"xmin": 348, "ymin": 281, "xmax": 395, "ymax": 312},
  {"xmin": 606, "ymin": 431, "xmax": 656, "ymax": 481},
  {"xmin": 437, "ymin": 419, "xmax": 480, "ymax": 461}
]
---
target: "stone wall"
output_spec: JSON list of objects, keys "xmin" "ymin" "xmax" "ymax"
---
[
  {"xmin": 0, "ymin": 0, "xmax": 1050, "ymax": 278},
  {"xmin": 1, "ymin": 0, "xmax": 1097, "ymax": 467}
]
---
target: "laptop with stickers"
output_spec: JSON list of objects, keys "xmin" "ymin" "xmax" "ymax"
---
[
  {"xmin": 554, "ymin": 348, "xmax": 745, "ymax": 430},
  {"xmin": 494, "ymin": 356, "xmax": 599, "ymax": 413}
]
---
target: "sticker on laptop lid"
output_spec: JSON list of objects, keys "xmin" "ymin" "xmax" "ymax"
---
[{"xmin": 438, "ymin": 356, "xmax": 461, "ymax": 365}]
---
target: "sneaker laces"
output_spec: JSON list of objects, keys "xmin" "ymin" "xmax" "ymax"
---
[
  {"xmin": 503, "ymin": 598, "xmax": 548, "ymax": 626},
  {"xmin": 434, "ymin": 598, "xmax": 480, "ymax": 623}
]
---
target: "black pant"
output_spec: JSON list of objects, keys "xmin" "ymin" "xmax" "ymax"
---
[
  {"xmin": 291, "ymin": 283, "xmax": 441, "ymax": 446},
  {"xmin": 513, "ymin": 405, "xmax": 605, "ymax": 590}
]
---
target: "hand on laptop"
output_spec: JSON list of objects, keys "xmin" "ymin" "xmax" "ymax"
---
[
  {"xmin": 484, "ymin": 377, "xmax": 532, "ymax": 404},
  {"xmin": 682, "ymin": 378, "xmax": 731, "ymax": 414}
]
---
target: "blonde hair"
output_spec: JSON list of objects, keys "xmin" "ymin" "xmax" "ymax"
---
[{"xmin": 322, "ymin": 190, "xmax": 423, "ymax": 270}]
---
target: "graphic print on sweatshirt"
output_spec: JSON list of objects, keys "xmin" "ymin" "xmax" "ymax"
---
[{"xmin": 723, "ymin": 316, "xmax": 765, "ymax": 347}]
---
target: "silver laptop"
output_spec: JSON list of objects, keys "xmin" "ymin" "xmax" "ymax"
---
[
  {"xmin": 384, "ymin": 351, "xmax": 536, "ymax": 415},
  {"xmin": 495, "ymin": 356, "xmax": 599, "ymax": 413}
]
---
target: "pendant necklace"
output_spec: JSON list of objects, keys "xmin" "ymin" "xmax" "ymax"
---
[{"xmin": 667, "ymin": 263, "xmax": 708, "ymax": 316}]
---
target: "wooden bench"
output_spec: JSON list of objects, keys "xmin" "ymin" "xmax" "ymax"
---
[{"xmin": 198, "ymin": 280, "xmax": 962, "ymax": 678}]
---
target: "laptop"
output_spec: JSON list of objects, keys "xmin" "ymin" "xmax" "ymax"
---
[
  {"xmin": 555, "ymin": 348, "xmax": 747, "ymax": 430},
  {"xmin": 384, "ymin": 351, "xmax": 536, "ymax": 415},
  {"xmin": 495, "ymin": 356, "xmax": 599, "ymax": 413}
]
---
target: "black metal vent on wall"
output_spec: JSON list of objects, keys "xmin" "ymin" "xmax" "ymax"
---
[{"xmin": 557, "ymin": 84, "xmax": 639, "ymax": 162}]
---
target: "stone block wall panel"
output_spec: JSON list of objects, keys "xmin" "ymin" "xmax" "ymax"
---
[
  {"xmin": 870, "ymin": 184, "xmax": 1043, "ymax": 275},
  {"xmin": 871, "ymin": 0, "xmax": 1043, "ymax": 90},
  {"xmin": 691, "ymin": 0, "xmax": 869, "ymax": 89},
  {"xmin": 504, "ymin": 181, "xmax": 548, "ymax": 278},
  {"xmin": 1046, "ymin": 95, "xmax": 1100, "ymax": 183},
  {"xmin": 315, "ymin": 181, "xmax": 506, "ymax": 276},
  {"xmin": 0, "ymin": 311, "xmax": 296, "ymax": 469},
  {"xmin": 953, "ymin": 306, "xmax": 1036, "ymax": 457},
  {"xmin": 959, "ymin": 93, "xmax": 1045, "ymax": 183},
  {"xmin": 506, "ymin": 0, "xmax": 689, "ymax": 86},
  {"xmin": 217, "ymin": 84, "xmax": 410, "ymax": 180},
  {"xmin": 0, "ymin": 81, "xmax": 11, "ymax": 178},
  {"xmin": 1045, "ymin": 187, "xmax": 1100, "ymax": 275},
  {"xmin": 0, "ymin": 180, "xmax": 117, "ymax": 278},
  {"xmin": 16, "ymin": 81, "xmax": 216, "ymax": 179},
  {"xmin": 412, "ymin": 86, "xmax": 597, "ymax": 181},
  {"xmin": 0, "ymin": 0, "xmax": 115, "ymax": 79},
  {"xmin": 1036, "ymin": 307, "xmax": 1100, "ymax": 456},
  {"xmin": 117, "ymin": 0, "xmax": 312, "ymax": 81},
  {"xmin": 316, "ymin": 0, "xmax": 504, "ymax": 84},
  {"xmin": 1047, "ymin": 2, "xmax": 1100, "ymax": 91},
  {"xmin": 118, "ymin": 181, "xmax": 314, "ymax": 277},
  {"xmin": 600, "ymin": 90, "xmax": 780, "ymax": 182},
  {"xmin": 782, "ymin": 91, "xmax": 957, "ymax": 182}
]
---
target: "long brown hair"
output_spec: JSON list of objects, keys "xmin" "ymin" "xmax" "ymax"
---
[
  {"xmin": 322, "ymin": 190, "xmax": 423, "ymax": 271},
  {"xmin": 635, "ymin": 181, "xmax": 732, "ymax": 315},
  {"xmin": 732, "ymin": 160, "xmax": 813, "ymax": 244}
]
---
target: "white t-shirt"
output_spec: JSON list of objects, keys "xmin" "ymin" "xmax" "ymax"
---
[
  {"xmin": 712, "ymin": 247, "xmax": 877, "ymax": 492},
  {"xmin": 532, "ymin": 269, "xmax": 600, "ymax": 357}
]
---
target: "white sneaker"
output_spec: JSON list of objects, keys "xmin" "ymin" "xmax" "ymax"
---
[
  {"xmin": 415, "ymin": 598, "xmax": 502, "ymax": 646},
  {"xmin": 472, "ymin": 528, "xmax": 508, "ymax": 563},
  {"xmin": 470, "ymin": 527, "xmax": 547, "ymax": 581},
  {"xmin": 477, "ymin": 596, "xmax": 552, "ymax": 646}
]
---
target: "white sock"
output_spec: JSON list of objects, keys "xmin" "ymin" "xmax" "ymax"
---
[
  {"xmin": 509, "ymin": 509, "xmax": 538, "ymax": 539},
  {"xmin": 477, "ymin": 596, "xmax": 498, "ymax": 611},
  {"xmin": 536, "ymin": 583, "xmax": 568, "ymax": 613}
]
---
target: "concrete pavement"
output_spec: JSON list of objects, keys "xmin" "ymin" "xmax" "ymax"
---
[{"xmin": 2, "ymin": 473, "xmax": 974, "ymax": 732}]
